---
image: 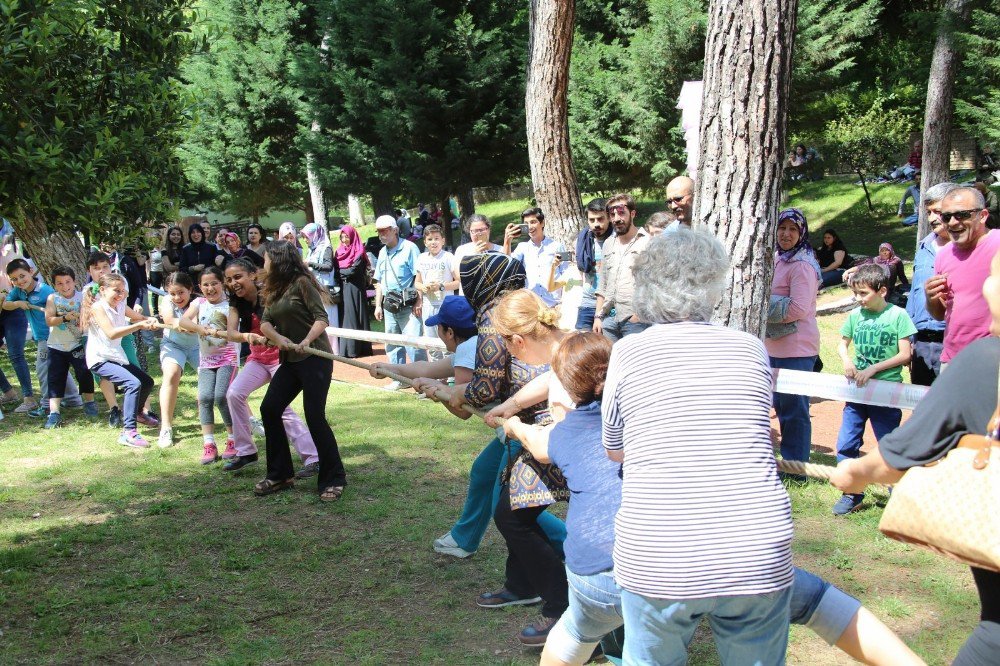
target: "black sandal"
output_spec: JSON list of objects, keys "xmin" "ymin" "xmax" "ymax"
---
[
  {"xmin": 254, "ymin": 478, "xmax": 294, "ymax": 496},
  {"xmin": 319, "ymin": 485, "xmax": 344, "ymax": 502}
]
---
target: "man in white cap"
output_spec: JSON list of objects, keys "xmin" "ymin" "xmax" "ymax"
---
[{"xmin": 373, "ymin": 215, "xmax": 426, "ymax": 388}]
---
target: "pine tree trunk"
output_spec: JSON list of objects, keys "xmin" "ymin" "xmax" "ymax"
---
[
  {"xmin": 439, "ymin": 194, "xmax": 456, "ymax": 249},
  {"xmin": 694, "ymin": 0, "xmax": 798, "ymax": 337},
  {"xmin": 307, "ymin": 120, "xmax": 328, "ymax": 228},
  {"xmin": 918, "ymin": 0, "xmax": 972, "ymax": 241},
  {"xmin": 526, "ymin": 0, "xmax": 585, "ymax": 251},
  {"xmin": 457, "ymin": 189, "xmax": 476, "ymax": 219},
  {"xmin": 371, "ymin": 191, "xmax": 394, "ymax": 217},
  {"xmin": 12, "ymin": 212, "xmax": 88, "ymax": 286},
  {"xmin": 347, "ymin": 194, "xmax": 365, "ymax": 227}
]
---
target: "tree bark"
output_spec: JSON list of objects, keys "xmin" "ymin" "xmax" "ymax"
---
[
  {"xmin": 693, "ymin": 0, "xmax": 798, "ymax": 338},
  {"xmin": 371, "ymin": 190, "xmax": 394, "ymax": 217},
  {"xmin": 917, "ymin": 0, "xmax": 972, "ymax": 241},
  {"xmin": 13, "ymin": 212, "xmax": 88, "ymax": 286},
  {"xmin": 347, "ymin": 194, "xmax": 365, "ymax": 227},
  {"xmin": 526, "ymin": 0, "xmax": 585, "ymax": 251},
  {"xmin": 439, "ymin": 194, "xmax": 456, "ymax": 249},
  {"xmin": 453, "ymin": 188, "xmax": 476, "ymax": 248},
  {"xmin": 307, "ymin": 120, "xmax": 328, "ymax": 228}
]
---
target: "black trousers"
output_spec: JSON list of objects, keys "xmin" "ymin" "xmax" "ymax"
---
[
  {"xmin": 954, "ymin": 568, "xmax": 1000, "ymax": 665},
  {"xmin": 261, "ymin": 354, "xmax": 347, "ymax": 491},
  {"xmin": 494, "ymin": 488, "xmax": 568, "ymax": 619}
]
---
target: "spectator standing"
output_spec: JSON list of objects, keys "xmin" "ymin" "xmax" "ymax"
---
[
  {"xmin": 925, "ymin": 186, "xmax": 1000, "ymax": 367},
  {"xmin": 906, "ymin": 182, "xmax": 958, "ymax": 385},
  {"xmin": 664, "ymin": 176, "xmax": 694, "ymax": 228},
  {"xmin": 766, "ymin": 208, "xmax": 821, "ymax": 463},
  {"xmin": 335, "ymin": 225, "xmax": 372, "ymax": 359},
  {"xmin": 603, "ymin": 229, "xmax": 793, "ymax": 664},
  {"xmin": 220, "ymin": 231, "xmax": 264, "ymax": 269},
  {"xmin": 573, "ymin": 199, "xmax": 612, "ymax": 330},
  {"xmin": 504, "ymin": 208, "xmax": 567, "ymax": 304},
  {"xmin": 148, "ymin": 239, "xmax": 165, "ymax": 318},
  {"xmin": 973, "ymin": 181, "xmax": 1000, "ymax": 229},
  {"xmin": 373, "ymin": 215, "xmax": 426, "ymax": 388},
  {"xmin": 396, "ymin": 209, "xmax": 412, "ymax": 239},
  {"xmin": 414, "ymin": 224, "xmax": 458, "ymax": 361},
  {"xmin": 453, "ymin": 214, "xmax": 502, "ymax": 296},
  {"xmin": 815, "ymin": 229, "xmax": 853, "ymax": 288},
  {"xmin": 160, "ymin": 226, "xmax": 184, "ymax": 278},
  {"xmin": 300, "ymin": 222, "xmax": 340, "ymax": 354},
  {"xmin": 643, "ymin": 211, "xmax": 675, "ymax": 237},
  {"xmin": 245, "ymin": 223, "xmax": 269, "ymax": 258},
  {"xmin": 593, "ymin": 194, "xmax": 651, "ymax": 342},
  {"xmin": 179, "ymin": 223, "xmax": 220, "ymax": 288}
]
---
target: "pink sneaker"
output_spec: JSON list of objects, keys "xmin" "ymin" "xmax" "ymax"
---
[
  {"xmin": 118, "ymin": 429, "xmax": 150, "ymax": 449},
  {"xmin": 201, "ymin": 442, "xmax": 220, "ymax": 465},
  {"xmin": 221, "ymin": 437, "xmax": 238, "ymax": 460},
  {"xmin": 137, "ymin": 411, "xmax": 160, "ymax": 427}
]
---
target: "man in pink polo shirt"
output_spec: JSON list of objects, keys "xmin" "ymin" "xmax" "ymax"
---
[{"xmin": 925, "ymin": 186, "xmax": 1000, "ymax": 365}]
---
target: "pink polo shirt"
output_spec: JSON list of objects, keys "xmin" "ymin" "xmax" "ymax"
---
[
  {"xmin": 934, "ymin": 229, "xmax": 1000, "ymax": 363},
  {"xmin": 765, "ymin": 259, "xmax": 820, "ymax": 359}
]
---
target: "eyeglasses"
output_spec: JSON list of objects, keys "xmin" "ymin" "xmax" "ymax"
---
[
  {"xmin": 666, "ymin": 195, "xmax": 688, "ymax": 204},
  {"xmin": 608, "ymin": 204, "xmax": 630, "ymax": 216},
  {"xmin": 469, "ymin": 227, "xmax": 490, "ymax": 234},
  {"xmin": 940, "ymin": 209, "xmax": 982, "ymax": 223}
]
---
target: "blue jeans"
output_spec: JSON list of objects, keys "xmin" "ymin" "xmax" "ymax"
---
[
  {"xmin": 820, "ymin": 269, "xmax": 844, "ymax": 288},
  {"xmin": 449, "ymin": 437, "xmax": 566, "ymax": 555},
  {"xmin": 36, "ymin": 340, "xmax": 82, "ymax": 407},
  {"xmin": 383, "ymin": 306, "xmax": 427, "ymax": 365},
  {"xmin": 835, "ymin": 401, "xmax": 902, "ymax": 463},
  {"xmin": 769, "ymin": 355, "xmax": 817, "ymax": 463},
  {"xmin": 790, "ymin": 567, "xmax": 861, "ymax": 645},
  {"xmin": 90, "ymin": 361, "xmax": 153, "ymax": 431},
  {"xmin": 901, "ymin": 212, "xmax": 919, "ymax": 226},
  {"xmin": 602, "ymin": 316, "xmax": 651, "ymax": 343},
  {"xmin": 575, "ymin": 305, "xmax": 596, "ymax": 331},
  {"xmin": 620, "ymin": 586, "xmax": 791, "ymax": 666},
  {"xmin": 0, "ymin": 308, "xmax": 33, "ymax": 397},
  {"xmin": 547, "ymin": 568, "xmax": 624, "ymax": 664}
]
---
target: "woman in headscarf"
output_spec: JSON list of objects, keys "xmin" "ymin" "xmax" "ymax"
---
[
  {"xmin": 766, "ymin": 208, "xmax": 821, "ymax": 464},
  {"xmin": 278, "ymin": 222, "xmax": 299, "ymax": 249},
  {"xmin": 873, "ymin": 242, "xmax": 910, "ymax": 305},
  {"xmin": 301, "ymin": 222, "xmax": 339, "ymax": 354},
  {"xmin": 220, "ymin": 231, "xmax": 264, "ymax": 269},
  {"xmin": 179, "ymin": 223, "xmax": 221, "ymax": 288},
  {"xmin": 335, "ymin": 225, "xmax": 372, "ymax": 358}
]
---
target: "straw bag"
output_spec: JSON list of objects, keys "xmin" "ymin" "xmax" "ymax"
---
[{"xmin": 878, "ymin": 374, "xmax": 1000, "ymax": 573}]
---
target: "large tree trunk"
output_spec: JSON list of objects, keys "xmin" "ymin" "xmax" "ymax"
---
[
  {"xmin": 694, "ymin": 0, "xmax": 798, "ymax": 338},
  {"xmin": 525, "ymin": 0, "xmax": 585, "ymax": 251},
  {"xmin": 918, "ymin": 0, "xmax": 972, "ymax": 241},
  {"xmin": 453, "ymin": 188, "xmax": 476, "ymax": 248},
  {"xmin": 347, "ymin": 194, "xmax": 365, "ymax": 227},
  {"xmin": 371, "ymin": 190, "xmax": 394, "ymax": 217},
  {"xmin": 307, "ymin": 120, "xmax": 328, "ymax": 228},
  {"xmin": 13, "ymin": 212, "xmax": 88, "ymax": 286},
  {"xmin": 439, "ymin": 194, "xmax": 456, "ymax": 249}
]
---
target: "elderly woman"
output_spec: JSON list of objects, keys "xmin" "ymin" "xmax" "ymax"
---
[
  {"xmin": 603, "ymin": 228, "xmax": 794, "ymax": 664},
  {"xmin": 220, "ymin": 231, "xmax": 264, "ymax": 269},
  {"xmin": 767, "ymin": 208, "xmax": 821, "ymax": 463},
  {"xmin": 300, "ymin": 222, "xmax": 340, "ymax": 354},
  {"xmin": 832, "ymin": 248, "xmax": 1000, "ymax": 666}
]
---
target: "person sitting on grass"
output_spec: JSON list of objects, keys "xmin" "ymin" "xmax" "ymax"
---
[
  {"xmin": 3, "ymin": 258, "xmax": 84, "ymax": 417},
  {"xmin": 897, "ymin": 172, "xmax": 922, "ymax": 226},
  {"xmin": 815, "ymin": 229, "xmax": 853, "ymax": 288},
  {"xmin": 42, "ymin": 266, "xmax": 99, "ymax": 428},
  {"xmin": 82, "ymin": 274, "xmax": 157, "ymax": 448},
  {"xmin": 832, "ymin": 264, "xmax": 916, "ymax": 516},
  {"xmin": 369, "ymin": 294, "xmax": 478, "ymax": 423}
]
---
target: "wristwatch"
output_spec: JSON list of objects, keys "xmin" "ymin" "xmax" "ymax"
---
[{"xmin": 594, "ymin": 313, "xmax": 604, "ymax": 321}]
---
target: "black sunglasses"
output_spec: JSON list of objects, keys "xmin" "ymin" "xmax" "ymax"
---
[{"xmin": 940, "ymin": 209, "xmax": 982, "ymax": 223}]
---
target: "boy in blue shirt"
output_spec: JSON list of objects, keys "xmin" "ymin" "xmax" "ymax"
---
[
  {"xmin": 43, "ymin": 266, "xmax": 99, "ymax": 427},
  {"xmin": 3, "ymin": 259, "xmax": 83, "ymax": 416},
  {"xmin": 833, "ymin": 264, "xmax": 917, "ymax": 515}
]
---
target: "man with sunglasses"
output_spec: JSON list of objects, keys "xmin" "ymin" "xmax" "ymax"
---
[
  {"xmin": 594, "ymin": 194, "xmax": 651, "ymax": 341},
  {"xmin": 665, "ymin": 176, "xmax": 695, "ymax": 228},
  {"xmin": 926, "ymin": 186, "xmax": 1000, "ymax": 368},
  {"xmin": 906, "ymin": 182, "xmax": 958, "ymax": 384}
]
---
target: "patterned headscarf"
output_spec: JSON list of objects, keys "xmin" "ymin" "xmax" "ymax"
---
[
  {"xmin": 336, "ymin": 225, "xmax": 366, "ymax": 270},
  {"xmin": 460, "ymin": 252, "xmax": 526, "ymax": 314},
  {"xmin": 278, "ymin": 221, "xmax": 297, "ymax": 242},
  {"xmin": 301, "ymin": 222, "xmax": 328, "ymax": 250},
  {"xmin": 775, "ymin": 208, "xmax": 821, "ymax": 278},
  {"xmin": 874, "ymin": 242, "xmax": 900, "ymax": 267}
]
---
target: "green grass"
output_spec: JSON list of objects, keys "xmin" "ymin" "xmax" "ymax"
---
[{"xmin": 0, "ymin": 179, "xmax": 983, "ymax": 663}]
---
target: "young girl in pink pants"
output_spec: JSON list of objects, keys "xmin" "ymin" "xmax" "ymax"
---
[{"xmin": 215, "ymin": 259, "xmax": 319, "ymax": 475}]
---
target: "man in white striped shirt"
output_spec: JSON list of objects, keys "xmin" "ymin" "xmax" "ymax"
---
[{"xmin": 603, "ymin": 228, "xmax": 793, "ymax": 665}]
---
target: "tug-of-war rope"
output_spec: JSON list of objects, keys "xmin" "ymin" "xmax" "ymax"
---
[{"xmin": 155, "ymin": 321, "xmax": 839, "ymax": 483}]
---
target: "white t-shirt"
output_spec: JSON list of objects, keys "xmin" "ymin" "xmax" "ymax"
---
[
  {"xmin": 453, "ymin": 336, "xmax": 478, "ymax": 371},
  {"xmin": 415, "ymin": 250, "xmax": 456, "ymax": 305},
  {"xmin": 548, "ymin": 373, "xmax": 576, "ymax": 412},
  {"xmin": 86, "ymin": 300, "xmax": 129, "ymax": 368}
]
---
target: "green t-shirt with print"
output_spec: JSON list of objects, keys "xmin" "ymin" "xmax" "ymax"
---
[{"xmin": 840, "ymin": 303, "xmax": 917, "ymax": 383}]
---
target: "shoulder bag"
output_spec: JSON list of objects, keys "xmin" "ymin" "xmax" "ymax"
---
[{"xmin": 878, "ymin": 370, "xmax": 1000, "ymax": 573}]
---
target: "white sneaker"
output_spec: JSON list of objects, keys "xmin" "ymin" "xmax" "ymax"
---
[
  {"xmin": 433, "ymin": 532, "xmax": 474, "ymax": 559},
  {"xmin": 250, "ymin": 417, "xmax": 265, "ymax": 438},
  {"xmin": 157, "ymin": 427, "xmax": 175, "ymax": 449},
  {"xmin": 13, "ymin": 399, "xmax": 38, "ymax": 414},
  {"xmin": 383, "ymin": 380, "xmax": 403, "ymax": 392}
]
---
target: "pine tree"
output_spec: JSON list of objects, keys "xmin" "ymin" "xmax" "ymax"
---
[{"xmin": 956, "ymin": 0, "xmax": 1000, "ymax": 146}]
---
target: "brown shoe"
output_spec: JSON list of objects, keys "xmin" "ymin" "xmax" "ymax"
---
[
  {"xmin": 518, "ymin": 616, "xmax": 559, "ymax": 647},
  {"xmin": 253, "ymin": 478, "xmax": 294, "ymax": 496}
]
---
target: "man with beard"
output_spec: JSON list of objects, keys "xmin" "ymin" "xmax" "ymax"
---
[
  {"xmin": 665, "ymin": 176, "xmax": 694, "ymax": 229},
  {"xmin": 573, "ymin": 199, "xmax": 613, "ymax": 330},
  {"xmin": 593, "ymin": 194, "xmax": 651, "ymax": 342}
]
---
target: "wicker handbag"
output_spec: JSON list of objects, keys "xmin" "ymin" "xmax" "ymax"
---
[{"xmin": 878, "ymin": 379, "xmax": 1000, "ymax": 572}]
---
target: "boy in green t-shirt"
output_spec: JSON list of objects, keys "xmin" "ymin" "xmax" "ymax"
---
[{"xmin": 832, "ymin": 264, "xmax": 917, "ymax": 515}]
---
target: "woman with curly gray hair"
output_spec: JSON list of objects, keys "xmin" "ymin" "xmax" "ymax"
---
[{"xmin": 602, "ymin": 228, "xmax": 794, "ymax": 664}]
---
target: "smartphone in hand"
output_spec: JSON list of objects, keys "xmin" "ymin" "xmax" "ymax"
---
[{"xmin": 555, "ymin": 251, "xmax": 573, "ymax": 262}]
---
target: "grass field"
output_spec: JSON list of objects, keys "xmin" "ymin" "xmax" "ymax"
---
[{"xmin": 0, "ymin": 177, "xmax": 984, "ymax": 664}]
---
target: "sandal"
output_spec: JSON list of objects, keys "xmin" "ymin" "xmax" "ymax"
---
[
  {"xmin": 253, "ymin": 478, "xmax": 294, "ymax": 496},
  {"xmin": 319, "ymin": 485, "xmax": 344, "ymax": 502}
]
